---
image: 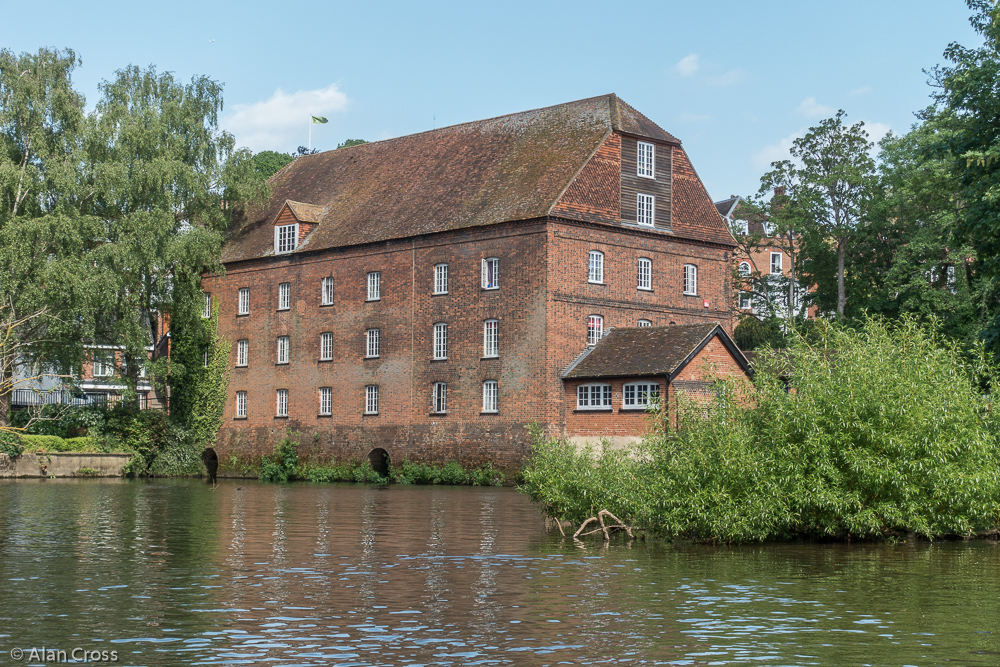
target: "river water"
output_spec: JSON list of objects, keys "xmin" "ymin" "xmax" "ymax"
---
[{"xmin": 0, "ymin": 479, "xmax": 997, "ymax": 666}]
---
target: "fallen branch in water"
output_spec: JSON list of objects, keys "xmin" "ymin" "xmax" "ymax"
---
[{"xmin": 572, "ymin": 509, "xmax": 634, "ymax": 541}]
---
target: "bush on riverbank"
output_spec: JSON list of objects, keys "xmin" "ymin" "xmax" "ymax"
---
[
  {"xmin": 258, "ymin": 434, "xmax": 505, "ymax": 486},
  {"xmin": 521, "ymin": 317, "xmax": 1000, "ymax": 542}
]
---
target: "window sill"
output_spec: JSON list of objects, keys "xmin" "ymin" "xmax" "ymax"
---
[
  {"xmin": 431, "ymin": 358, "xmax": 448, "ymax": 362},
  {"xmin": 233, "ymin": 416, "xmax": 247, "ymax": 421},
  {"xmin": 364, "ymin": 356, "xmax": 380, "ymax": 360},
  {"xmin": 274, "ymin": 415, "xmax": 289, "ymax": 420},
  {"xmin": 482, "ymin": 286, "xmax": 500, "ymax": 291},
  {"xmin": 318, "ymin": 358, "xmax": 333, "ymax": 363},
  {"xmin": 317, "ymin": 413, "xmax": 332, "ymax": 418},
  {"xmin": 363, "ymin": 412, "xmax": 379, "ymax": 417},
  {"xmin": 320, "ymin": 302, "xmax": 334, "ymax": 308},
  {"xmin": 620, "ymin": 406, "xmax": 652, "ymax": 412},
  {"xmin": 432, "ymin": 291, "xmax": 449, "ymax": 296},
  {"xmin": 429, "ymin": 412, "xmax": 447, "ymax": 416},
  {"xmin": 366, "ymin": 298, "xmax": 381, "ymax": 302},
  {"xmin": 276, "ymin": 362, "xmax": 289, "ymax": 366},
  {"xmin": 235, "ymin": 364, "xmax": 248, "ymax": 369},
  {"xmin": 481, "ymin": 355, "xmax": 499, "ymax": 361},
  {"xmin": 683, "ymin": 292, "xmax": 698, "ymax": 297},
  {"xmin": 480, "ymin": 410, "xmax": 499, "ymax": 415},
  {"xmin": 588, "ymin": 280, "xmax": 605, "ymax": 285},
  {"xmin": 637, "ymin": 173, "xmax": 656, "ymax": 180},
  {"xmin": 277, "ymin": 308, "xmax": 290, "ymax": 312},
  {"xmin": 637, "ymin": 287, "xmax": 654, "ymax": 292},
  {"xmin": 236, "ymin": 313, "xmax": 250, "ymax": 317},
  {"xmin": 574, "ymin": 408, "xmax": 613, "ymax": 413}
]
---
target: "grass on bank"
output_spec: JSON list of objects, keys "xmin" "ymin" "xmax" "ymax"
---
[{"xmin": 520, "ymin": 317, "xmax": 1000, "ymax": 543}]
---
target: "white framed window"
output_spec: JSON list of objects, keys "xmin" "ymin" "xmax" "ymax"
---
[
  {"xmin": 770, "ymin": 252, "xmax": 783, "ymax": 275},
  {"xmin": 638, "ymin": 319, "xmax": 652, "ymax": 327},
  {"xmin": 587, "ymin": 315, "xmax": 604, "ymax": 346},
  {"xmin": 624, "ymin": 381, "xmax": 660, "ymax": 408},
  {"xmin": 275, "ymin": 223, "xmax": 298, "ymax": 254},
  {"xmin": 434, "ymin": 263, "xmax": 449, "ymax": 294},
  {"xmin": 637, "ymin": 141, "xmax": 655, "ymax": 178},
  {"xmin": 276, "ymin": 389, "xmax": 288, "ymax": 417},
  {"xmin": 238, "ymin": 288, "xmax": 250, "ymax": 315},
  {"xmin": 738, "ymin": 261, "xmax": 751, "ymax": 277},
  {"xmin": 577, "ymin": 383, "xmax": 612, "ymax": 409},
  {"xmin": 637, "ymin": 193, "xmax": 655, "ymax": 227},
  {"xmin": 202, "ymin": 293, "xmax": 211, "ymax": 318},
  {"xmin": 366, "ymin": 329, "xmax": 380, "ymax": 358},
  {"xmin": 93, "ymin": 352, "xmax": 114, "ymax": 377},
  {"xmin": 483, "ymin": 319, "xmax": 498, "ymax": 358},
  {"xmin": 203, "ymin": 349, "xmax": 210, "ymax": 368},
  {"xmin": 320, "ymin": 332, "xmax": 333, "ymax": 361},
  {"xmin": 482, "ymin": 380, "xmax": 498, "ymax": 413},
  {"xmin": 319, "ymin": 387, "xmax": 332, "ymax": 415},
  {"xmin": 236, "ymin": 391, "xmax": 247, "ymax": 418},
  {"xmin": 740, "ymin": 291, "xmax": 753, "ymax": 310},
  {"xmin": 588, "ymin": 251, "xmax": 604, "ymax": 283},
  {"xmin": 432, "ymin": 382, "xmax": 447, "ymax": 413},
  {"xmin": 683, "ymin": 264, "xmax": 698, "ymax": 295},
  {"xmin": 322, "ymin": 277, "xmax": 335, "ymax": 305},
  {"xmin": 367, "ymin": 271, "xmax": 381, "ymax": 301},
  {"xmin": 433, "ymin": 323, "xmax": 448, "ymax": 360},
  {"xmin": 482, "ymin": 257, "xmax": 499, "ymax": 290},
  {"xmin": 278, "ymin": 282, "xmax": 291, "ymax": 310},
  {"xmin": 236, "ymin": 339, "xmax": 248, "ymax": 367},
  {"xmin": 763, "ymin": 221, "xmax": 775, "ymax": 236},
  {"xmin": 733, "ymin": 219, "xmax": 749, "ymax": 235},
  {"xmin": 277, "ymin": 336, "xmax": 290, "ymax": 364},
  {"xmin": 637, "ymin": 257, "xmax": 652, "ymax": 290},
  {"xmin": 365, "ymin": 385, "xmax": 379, "ymax": 414}
]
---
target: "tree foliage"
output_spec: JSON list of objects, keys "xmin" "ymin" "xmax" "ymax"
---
[{"xmin": 252, "ymin": 150, "xmax": 293, "ymax": 180}]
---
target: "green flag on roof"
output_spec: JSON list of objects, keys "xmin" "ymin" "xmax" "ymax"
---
[{"xmin": 311, "ymin": 116, "xmax": 328, "ymax": 124}]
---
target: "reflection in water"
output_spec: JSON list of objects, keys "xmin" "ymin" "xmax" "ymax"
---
[{"xmin": 0, "ymin": 478, "xmax": 999, "ymax": 666}]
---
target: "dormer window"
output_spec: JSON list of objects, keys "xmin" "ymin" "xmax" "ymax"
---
[
  {"xmin": 637, "ymin": 141, "xmax": 655, "ymax": 178},
  {"xmin": 733, "ymin": 219, "xmax": 749, "ymax": 235},
  {"xmin": 275, "ymin": 223, "xmax": 298, "ymax": 254}
]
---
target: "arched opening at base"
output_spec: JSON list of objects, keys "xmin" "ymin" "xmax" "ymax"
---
[{"xmin": 368, "ymin": 448, "xmax": 390, "ymax": 478}]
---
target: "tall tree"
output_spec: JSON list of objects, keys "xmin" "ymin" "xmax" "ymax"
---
[
  {"xmin": 934, "ymin": 0, "xmax": 1000, "ymax": 346},
  {"xmin": 0, "ymin": 48, "xmax": 94, "ymax": 427},
  {"xmin": 82, "ymin": 65, "xmax": 264, "ymax": 399},
  {"xmin": 252, "ymin": 150, "xmax": 293, "ymax": 180},
  {"xmin": 761, "ymin": 111, "xmax": 876, "ymax": 318}
]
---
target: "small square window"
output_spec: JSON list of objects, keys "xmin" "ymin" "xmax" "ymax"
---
[
  {"xmin": 322, "ymin": 277, "xmax": 335, "ymax": 305},
  {"xmin": 275, "ymin": 223, "xmax": 299, "ymax": 254},
  {"xmin": 367, "ymin": 272, "xmax": 381, "ymax": 301},
  {"xmin": 319, "ymin": 387, "xmax": 332, "ymax": 415},
  {"xmin": 434, "ymin": 263, "xmax": 449, "ymax": 294},
  {"xmin": 637, "ymin": 193, "xmax": 655, "ymax": 227},
  {"xmin": 366, "ymin": 329, "xmax": 380, "ymax": 358},
  {"xmin": 365, "ymin": 385, "xmax": 379, "ymax": 414},
  {"xmin": 276, "ymin": 389, "xmax": 288, "ymax": 417},
  {"xmin": 637, "ymin": 141, "xmax": 655, "ymax": 178},
  {"xmin": 432, "ymin": 382, "xmax": 447, "ymax": 414},
  {"xmin": 482, "ymin": 258, "xmax": 499, "ymax": 289},
  {"xmin": 482, "ymin": 380, "xmax": 498, "ymax": 413},
  {"xmin": 588, "ymin": 251, "xmax": 604, "ymax": 284},
  {"xmin": 278, "ymin": 282, "xmax": 291, "ymax": 310}
]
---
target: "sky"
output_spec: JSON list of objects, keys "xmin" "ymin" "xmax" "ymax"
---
[{"xmin": 5, "ymin": 0, "xmax": 982, "ymax": 201}]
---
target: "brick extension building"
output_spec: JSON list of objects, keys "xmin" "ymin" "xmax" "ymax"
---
[{"xmin": 202, "ymin": 94, "xmax": 750, "ymax": 470}]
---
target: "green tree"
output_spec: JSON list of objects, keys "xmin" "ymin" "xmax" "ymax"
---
[
  {"xmin": 336, "ymin": 138, "xmax": 367, "ymax": 149},
  {"xmin": 761, "ymin": 111, "xmax": 877, "ymax": 318},
  {"xmin": 934, "ymin": 0, "xmax": 1000, "ymax": 347},
  {"xmin": 0, "ymin": 47, "xmax": 95, "ymax": 427},
  {"xmin": 252, "ymin": 150, "xmax": 293, "ymax": 180},
  {"xmin": 82, "ymin": 65, "xmax": 264, "ymax": 399}
]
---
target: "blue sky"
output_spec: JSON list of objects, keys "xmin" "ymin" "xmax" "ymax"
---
[{"xmin": 7, "ymin": 0, "xmax": 980, "ymax": 200}]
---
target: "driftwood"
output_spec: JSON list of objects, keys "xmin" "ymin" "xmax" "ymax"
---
[{"xmin": 572, "ymin": 510, "xmax": 634, "ymax": 541}]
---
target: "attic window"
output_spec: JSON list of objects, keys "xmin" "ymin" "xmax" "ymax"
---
[
  {"xmin": 275, "ymin": 223, "xmax": 298, "ymax": 254},
  {"xmin": 637, "ymin": 141, "xmax": 655, "ymax": 178}
]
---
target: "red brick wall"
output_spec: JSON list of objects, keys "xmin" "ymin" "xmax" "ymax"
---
[{"xmin": 562, "ymin": 378, "xmax": 664, "ymax": 438}]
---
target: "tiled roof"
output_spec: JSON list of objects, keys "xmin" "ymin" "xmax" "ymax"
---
[
  {"xmin": 714, "ymin": 196, "xmax": 740, "ymax": 218},
  {"xmin": 222, "ymin": 94, "xmax": 727, "ymax": 262},
  {"xmin": 284, "ymin": 200, "xmax": 325, "ymax": 223},
  {"xmin": 563, "ymin": 323, "xmax": 749, "ymax": 379}
]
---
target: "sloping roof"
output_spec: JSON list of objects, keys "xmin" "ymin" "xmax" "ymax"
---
[
  {"xmin": 222, "ymin": 95, "xmax": 720, "ymax": 262},
  {"xmin": 283, "ymin": 200, "xmax": 325, "ymax": 223},
  {"xmin": 714, "ymin": 196, "xmax": 740, "ymax": 218},
  {"xmin": 562, "ymin": 323, "xmax": 750, "ymax": 380}
]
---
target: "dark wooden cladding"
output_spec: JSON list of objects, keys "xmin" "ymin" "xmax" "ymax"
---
[{"xmin": 620, "ymin": 136, "xmax": 672, "ymax": 231}]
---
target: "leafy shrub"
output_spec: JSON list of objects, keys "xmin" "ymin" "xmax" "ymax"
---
[
  {"xmin": 391, "ymin": 460, "xmax": 503, "ymax": 486},
  {"xmin": 63, "ymin": 437, "xmax": 102, "ymax": 453},
  {"xmin": 20, "ymin": 435, "xmax": 68, "ymax": 452},
  {"xmin": 304, "ymin": 462, "xmax": 357, "ymax": 483},
  {"xmin": 260, "ymin": 435, "xmax": 300, "ymax": 483},
  {"xmin": 468, "ymin": 462, "xmax": 505, "ymax": 487},
  {"xmin": 0, "ymin": 431, "xmax": 23, "ymax": 458},
  {"xmin": 10, "ymin": 404, "xmax": 107, "ymax": 438},
  {"xmin": 521, "ymin": 317, "xmax": 1000, "ymax": 542},
  {"xmin": 352, "ymin": 463, "xmax": 388, "ymax": 484}
]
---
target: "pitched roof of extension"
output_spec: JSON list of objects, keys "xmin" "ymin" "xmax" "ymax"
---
[
  {"xmin": 222, "ymin": 94, "xmax": 730, "ymax": 262},
  {"xmin": 562, "ymin": 323, "xmax": 751, "ymax": 380},
  {"xmin": 714, "ymin": 195, "xmax": 741, "ymax": 218}
]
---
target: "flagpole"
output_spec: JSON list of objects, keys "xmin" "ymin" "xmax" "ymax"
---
[{"xmin": 308, "ymin": 118, "xmax": 312, "ymax": 151}]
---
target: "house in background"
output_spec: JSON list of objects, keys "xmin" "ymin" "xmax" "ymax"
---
[
  {"xmin": 715, "ymin": 194, "xmax": 816, "ymax": 320},
  {"xmin": 202, "ymin": 94, "xmax": 746, "ymax": 471}
]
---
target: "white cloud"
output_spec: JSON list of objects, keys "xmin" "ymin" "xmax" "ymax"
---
[
  {"xmin": 707, "ymin": 69, "xmax": 745, "ymax": 87},
  {"xmin": 675, "ymin": 54, "xmax": 700, "ymax": 77},
  {"xmin": 862, "ymin": 120, "xmax": 891, "ymax": 145},
  {"xmin": 797, "ymin": 97, "xmax": 834, "ymax": 118},
  {"xmin": 223, "ymin": 83, "xmax": 349, "ymax": 152},
  {"xmin": 849, "ymin": 85, "xmax": 872, "ymax": 96},
  {"xmin": 753, "ymin": 130, "xmax": 802, "ymax": 171}
]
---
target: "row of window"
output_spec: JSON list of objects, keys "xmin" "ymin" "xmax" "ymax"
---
[
  {"xmin": 586, "ymin": 252, "xmax": 698, "ymax": 295},
  {"xmin": 577, "ymin": 382, "xmax": 659, "ymax": 410},
  {"xmin": 204, "ymin": 259, "xmax": 504, "ymax": 318},
  {"xmin": 235, "ymin": 320, "xmax": 502, "ymax": 367},
  {"xmin": 235, "ymin": 380, "xmax": 501, "ymax": 418},
  {"xmin": 737, "ymin": 253, "xmax": 783, "ymax": 277}
]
